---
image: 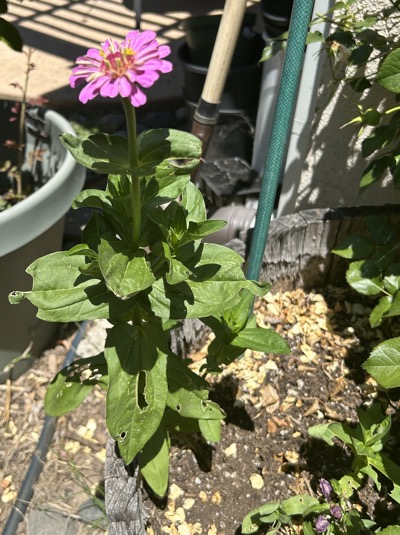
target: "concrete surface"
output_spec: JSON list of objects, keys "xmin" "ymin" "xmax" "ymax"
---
[{"xmin": 1, "ymin": 0, "xmax": 262, "ymax": 108}]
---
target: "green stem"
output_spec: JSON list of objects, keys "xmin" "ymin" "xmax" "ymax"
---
[{"xmin": 122, "ymin": 97, "xmax": 141, "ymax": 250}]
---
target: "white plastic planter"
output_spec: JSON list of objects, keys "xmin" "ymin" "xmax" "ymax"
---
[{"xmin": 0, "ymin": 104, "xmax": 86, "ymax": 381}]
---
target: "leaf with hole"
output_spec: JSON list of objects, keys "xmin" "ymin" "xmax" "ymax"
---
[
  {"xmin": 9, "ymin": 252, "xmax": 137, "ymax": 321},
  {"xmin": 104, "ymin": 322, "xmax": 168, "ymax": 464},
  {"xmin": 45, "ymin": 353, "xmax": 108, "ymax": 416}
]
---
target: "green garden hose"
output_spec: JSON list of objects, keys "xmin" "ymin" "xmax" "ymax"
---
[{"xmin": 246, "ymin": 0, "xmax": 315, "ymax": 281}]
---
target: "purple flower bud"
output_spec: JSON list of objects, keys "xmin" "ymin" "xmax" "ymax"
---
[
  {"xmin": 315, "ymin": 515, "xmax": 330, "ymax": 533},
  {"xmin": 319, "ymin": 478, "xmax": 332, "ymax": 500},
  {"xmin": 330, "ymin": 505, "xmax": 342, "ymax": 519}
]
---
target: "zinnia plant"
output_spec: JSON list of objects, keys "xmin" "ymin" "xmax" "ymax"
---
[{"xmin": 9, "ymin": 30, "xmax": 289, "ymax": 497}]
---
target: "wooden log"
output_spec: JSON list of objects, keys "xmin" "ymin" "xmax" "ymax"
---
[
  {"xmin": 240, "ymin": 205, "xmax": 400, "ymax": 291},
  {"xmin": 105, "ymin": 439, "xmax": 147, "ymax": 535}
]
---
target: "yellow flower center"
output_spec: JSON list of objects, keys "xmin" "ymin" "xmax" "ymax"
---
[{"xmin": 100, "ymin": 42, "xmax": 136, "ymax": 78}]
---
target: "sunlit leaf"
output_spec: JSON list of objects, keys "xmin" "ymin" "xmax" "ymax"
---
[
  {"xmin": 9, "ymin": 252, "xmax": 136, "ymax": 321},
  {"xmin": 346, "ymin": 260, "xmax": 384, "ymax": 296},
  {"xmin": 45, "ymin": 353, "xmax": 108, "ymax": 416},
  {"xmin": 332, "ymin": 234, "xmax": 374, "ymax": 259},
  {"xmin": 376, "ymin": 48, "xmax": 400, "ymax": 93},
  {"xmin": 363, "ymin": 337, "xmax": 400, "ymax": 388}
]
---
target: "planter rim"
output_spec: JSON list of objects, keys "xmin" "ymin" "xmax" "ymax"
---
[{"xmin": 0, "ymin": 108, "xmax": 85, "ymax": 257}]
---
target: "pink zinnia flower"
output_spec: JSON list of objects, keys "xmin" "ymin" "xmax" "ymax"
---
[{"xmin": 70, "ymin": 30, "xmax": 172, "ymax": 107}]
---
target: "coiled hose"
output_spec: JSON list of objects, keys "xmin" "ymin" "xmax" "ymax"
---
[{"xmin": 2, "ymin": 321, "xmax": 88, "ymax": 535}]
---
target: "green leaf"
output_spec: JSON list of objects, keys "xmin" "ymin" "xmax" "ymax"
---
[
  {"xmin": 73, "ymin": 188, "xmax": 112, "ymax": 211},
  {"xmin": 260, "ymin": 40, "xmax": 286, "ymax": 63},
  {"xmin": 184, "ymin": 219, "xmax": 226, "ymax": 243},
  {"xmin": 45, "ymin": 353, "xmax": 108, "ymax": 416},
  {"xmin": 326, "ymin": 31, "xmax": 355, "ymax": 49},
  {"xmin": 387, "ymin": 292, "xmax": 400, "ymax": 318},
  {"xmin": 363, "ymin": 337, "xmax": 400, "ymax": 388},
  {"xmin": 0, "ymin": 17, "xmax": 23, "ymax": 51},
  {"xmin": 308, "ymin": 421, "xmax": 355, "ymax": 446},
  {"xmin": 67, "ymin": 243, "xmax": 98, "ymax": 260},
  {"xmin": 9, "ymin": 252, "xmax": 136, "ymax": 322},
  {"xmin": 98, "ymin": 236, "xmax": 155, "ymax": 299},
  {"xmin": 199, "ymin": 419, "xmax": 221, "ymax": 442},
  {"xmin": 160, "ymin": 242, "xmax": 192, "ymax": 285},
  {"xmin": 302, "ymin": 522, "xmax": 316, "ymax": 535},
  {"xmin": 357, "ymin": 404, "xmax": 391, "ymax": 449},
  {"xmin": 350, "ymin": 44, "xmax": 373, "ymax": 66},
  {"xmin": 384, "ymin": 264, "xmax": 400, "ymax": 294},
  {"xmin": 379, "ymin": 527, "xmax": 400, "ymax": 535},
  {"xmin": 360, "ymin": 156, "xmax": 392, "ymax": 190},
  {"xmin": 231, "ymin": 327, "xmax": 289, "ymax": 354},
  {"xmin": 163, "ymin": 408, "xmax": 201, "ymax": 434},
  {"xmin": 166, "ymin": 357, "xmax": 225, "ymax": 420},
  {"xmin": 346, "ymin": 260, "xmax": 384, "ymax": 296},
  {"xmin": 349, "ymin": 77, "xmax": 372, "ymax": 92},
  {"xmin": 332, "ymin": 234, "xmax": 374, "ymax": 259},
  {"xmin": 180, "ymin": 180, "xmax": 207, "ymax": 223},
  {"xmin": 280, "ymin": 495, "xmax": 320, "ymax": 515},
  {"xmin": 333, "ymin": 475, "xmax": 360, "ymax": 499},
  {"xmin": 362, "ymin": 124, "xmax": 398, "ymax": 158},
  {"xmin": 61, "ymin": 133, "xmax": 130, "ymax": 173},
  {"xmin": 147, "ymin": 243, "xmax": 268, "ymax": 319},
  {"xmin": 242, "ymin": 502, "xmax": 281, "ymax": 534},
  {"xmin": 137, "ymin": 128, "xmax": 201, "ymax": 172},
  {"xmin": 370, "ymin": 295, "xmax": 392, "ymax": 327},
  {"xmin": 139, "ymin": 424, "xmax": 170, "ymax": 497},
  {"xmin": 104, "ymin": 322, "xmax": 168, "ymax": 464},
  {"xmin": 376, "ymin": 48, "xmax": 400, "ymax": 93},
  {"xmin": 306, "ymin": 31, "xmax": 323, "ymax": 44}
]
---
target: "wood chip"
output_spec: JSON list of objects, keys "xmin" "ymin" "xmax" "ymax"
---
[
  {"xmin": 304, "ymin": 400, "xmax": 320, "ymax": 417},
  {"xmin": 211, "ymin": 491, "xmax": 222, "ymax": 504},
  {"xmin": 249, "ymin": 473, "xmax": 264, "ymax": 489},
  {"xmin": 223, "ymin": 443, "xmax": 237, "ymax": 458}
]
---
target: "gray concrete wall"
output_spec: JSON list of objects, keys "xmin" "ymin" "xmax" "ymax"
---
[{"xmin": 292, "ymin": 0, "xmax": 400, "ymax": 212}]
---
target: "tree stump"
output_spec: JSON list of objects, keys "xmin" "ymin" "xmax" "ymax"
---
[{"xmin": 242, "ymin": 205, "xmax": 400, "ymax": 291}]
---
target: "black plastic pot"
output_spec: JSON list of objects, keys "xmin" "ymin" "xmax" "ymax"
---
[
  {"xmin": 180, "ymin": 13, "xmax": 257, "ymax": 68},
  {"xmin": 260, "ymin": 0, "xmax": 294, "ymax": 37},
  {"xmin": 178, "ymin": 40, "xmax": 263, "ymax": 115}
]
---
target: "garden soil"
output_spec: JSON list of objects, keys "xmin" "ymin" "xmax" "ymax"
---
[{"xmin": 1, "ymin": 286, "xmax": 400, "ymax": 534}]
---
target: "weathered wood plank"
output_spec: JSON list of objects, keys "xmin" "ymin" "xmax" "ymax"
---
[
  {"xmin": 105, "ymin": 439, "xmax": 147, "ymax": 535},
  {"xmin": 241, "ymin": 205, "xmax": 400, "ymax": 291}
]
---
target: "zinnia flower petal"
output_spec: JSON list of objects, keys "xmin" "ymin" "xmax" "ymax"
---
[{"xmin": 69, "ymin": 30, "xmax": 172, "ymax": 107}]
